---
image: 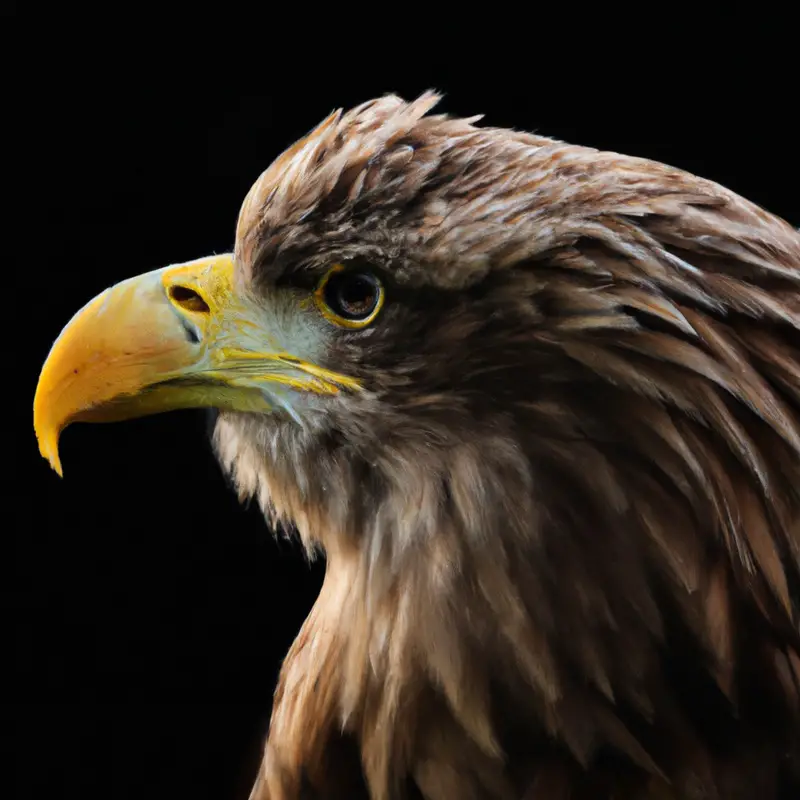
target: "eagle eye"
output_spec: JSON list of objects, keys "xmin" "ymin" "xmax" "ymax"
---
[{"xmin": 314, "ymin": 265, "xmax": 384, "ymax": 329}]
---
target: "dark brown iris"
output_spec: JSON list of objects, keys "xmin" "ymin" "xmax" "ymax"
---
[{"xmin": 323, "ymin": 271, "xmax": 382, "ymax": 321}]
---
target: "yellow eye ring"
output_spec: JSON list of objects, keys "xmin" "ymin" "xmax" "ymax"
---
[{"xmin": 314, "ymin": 264, "xmax": 385, "ymax": 329}]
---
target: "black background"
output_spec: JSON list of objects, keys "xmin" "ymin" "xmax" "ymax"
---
[{"xmin": 11, "ymin": 7, "xmax": 797, "ymax": 800}]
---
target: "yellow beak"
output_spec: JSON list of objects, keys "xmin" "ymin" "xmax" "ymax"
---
[{"xmin": 33, "ymin": 254, "xmax": 359, "ymax": 477}]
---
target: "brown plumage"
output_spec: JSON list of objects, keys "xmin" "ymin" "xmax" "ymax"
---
[
  {"xmin": 225, "ymin": 93, "xmax": 800, "ymax": 799},
  {"xmin": 37, "ymin": 92, "xmax": 800, "ymax": 799}
]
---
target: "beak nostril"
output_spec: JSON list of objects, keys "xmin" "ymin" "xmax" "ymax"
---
[{"xmin": 169, "ymin": 285, "xmax": 210, "ymax": 313}]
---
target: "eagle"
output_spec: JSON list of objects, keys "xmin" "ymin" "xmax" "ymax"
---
[{"xmin": 34, "ymin": 93, "xmax": 800, "ymax": 800}]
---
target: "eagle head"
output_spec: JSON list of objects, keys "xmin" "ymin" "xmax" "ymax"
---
[{"xmin": 33, "ymin": 93, "xmax": 800, "ymax": 799}]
